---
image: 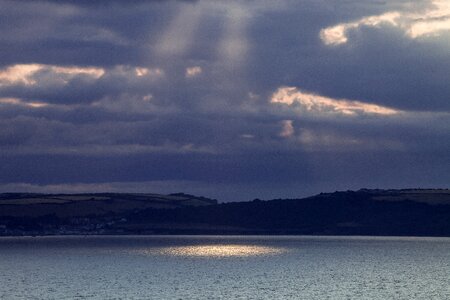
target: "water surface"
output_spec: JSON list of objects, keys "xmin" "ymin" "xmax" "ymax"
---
[{"xmin": 0, "ymin": 235, "xmax": 449, "ymax": 299}]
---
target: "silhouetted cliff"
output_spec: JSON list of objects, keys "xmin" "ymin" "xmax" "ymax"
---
[{"xmin": 1, "ymin": 189, "xmax": 450, "ymax": 236}]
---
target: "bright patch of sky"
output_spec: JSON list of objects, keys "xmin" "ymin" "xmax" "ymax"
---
[{"xmin": 321, "ymin": 0, "xmax": 450, "ymax": 45}]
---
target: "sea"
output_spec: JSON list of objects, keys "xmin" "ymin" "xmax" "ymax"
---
[{"xmin": 0, "ymin": 235, "xmax": 449, "ymax": 299}]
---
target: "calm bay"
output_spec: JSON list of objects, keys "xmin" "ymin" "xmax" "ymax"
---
[{"xmin": 0, "ymin": 235, "xmax": 449, "ymax": 299}]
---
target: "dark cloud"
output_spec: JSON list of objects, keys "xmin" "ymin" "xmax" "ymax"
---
[{"xmin": 0, "ymin": 0, "xmax": 449, "ymax": 201}]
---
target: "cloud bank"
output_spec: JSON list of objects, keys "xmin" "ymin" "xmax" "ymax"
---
[{"xmin": 0, "ymin": 0, "xmax": 449, "ymax": 201}]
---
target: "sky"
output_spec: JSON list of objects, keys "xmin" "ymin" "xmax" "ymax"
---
[{"xmin": 0, "ymin": 0, "xmax": 449, "ymax": 201}]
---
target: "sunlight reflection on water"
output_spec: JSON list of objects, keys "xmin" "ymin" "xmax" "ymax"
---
[
  {"xmin": 135, "ymin": 244, "xmax": 287, "ymax": 257},
  {"xmin": 2, "ymin": 236, "xmax": 450, "ymax": 299}
]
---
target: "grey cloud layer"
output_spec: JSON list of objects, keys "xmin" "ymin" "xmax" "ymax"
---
[{"xmin": 0, "ymin": 0, "xmax": 449, "ymax": 200}]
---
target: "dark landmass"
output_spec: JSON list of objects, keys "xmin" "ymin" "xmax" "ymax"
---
[{"xmin": 1, "ymin": 189, "xmax": 450, "ymax": 236}]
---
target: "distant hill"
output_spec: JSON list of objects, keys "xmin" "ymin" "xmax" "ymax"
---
[
  {"xmin": 357, "ymin": 188, "xmax": 450, "ymax": 205},
  {"xmin": 0, "ymin": 193, "xmax": 217, "ymax": 218},
  {"xmin": 1, "ymin": 189, "xmax": 450, "ymax": 236}
]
